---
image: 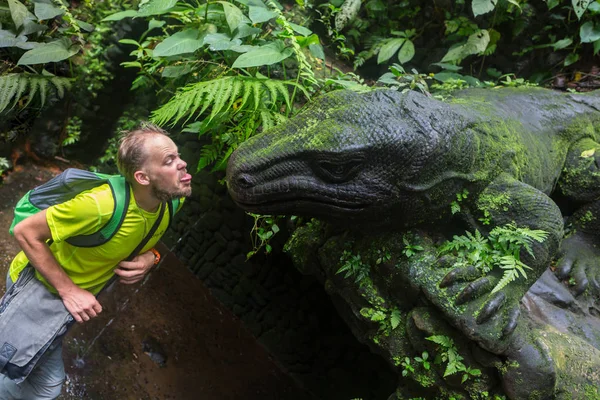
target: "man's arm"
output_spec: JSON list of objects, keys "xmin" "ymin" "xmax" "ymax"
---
[{"xmin": 12, "ymin": 210, "xmax": 102, "ymax": 323}]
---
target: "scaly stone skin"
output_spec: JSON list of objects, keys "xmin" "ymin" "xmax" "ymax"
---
[{"xmin": 227, "ymin": 87, "xmax": 600, "ymax": 356}]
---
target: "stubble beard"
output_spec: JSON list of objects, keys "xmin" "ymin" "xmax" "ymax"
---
[{"xmin": 151, "ymin": 183, "xmax": 192, "ymax": 202}]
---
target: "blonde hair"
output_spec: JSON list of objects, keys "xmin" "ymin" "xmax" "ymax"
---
[{"xmin": 116, "ymin": 122, "xmax": 169, "ymax": 183}]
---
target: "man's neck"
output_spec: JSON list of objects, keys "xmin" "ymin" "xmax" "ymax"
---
[{"xmin": 132, "ymin": 186, "xmax": 161, "ymax": 213}]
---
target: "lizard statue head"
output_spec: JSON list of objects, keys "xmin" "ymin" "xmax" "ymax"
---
[{"xmin": 226, "ymin": 89, "xmax": 478, "ymax": 227}]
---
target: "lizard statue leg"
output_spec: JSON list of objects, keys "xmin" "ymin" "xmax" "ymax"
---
[
  {"xmin": 429, "ymin": 173, "xmax": 563, "ymax": 354},
  {"xmin": 555, "ymin": 137, "xmax": 600, "ymax": 296}
]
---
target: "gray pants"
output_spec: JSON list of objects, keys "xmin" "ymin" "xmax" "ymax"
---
[{"xmin": 0, "ymin": 275, "xmax": 65, "ymax": 400}]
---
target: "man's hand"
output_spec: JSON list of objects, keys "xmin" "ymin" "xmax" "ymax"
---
[
  {"xmin": 114, "ymin": 251, "xmax": 155, "ymax": 284},
  {"xmin": 59, "ymin": 285, "xmax": 102, "ymax": 323}
]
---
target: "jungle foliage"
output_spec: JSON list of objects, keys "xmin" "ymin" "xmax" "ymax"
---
[{"xmin": 3, "ymin": 0, "xmax": 599, "ymax": 168}]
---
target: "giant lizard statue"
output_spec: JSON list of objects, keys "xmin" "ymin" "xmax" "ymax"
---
[{"xmin": 226, "ymin": 87, "xmax": 600, "ymax": 399}]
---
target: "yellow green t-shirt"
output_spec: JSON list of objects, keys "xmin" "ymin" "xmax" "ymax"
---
[{"xmin": 9, "ymin": 183, "xmax": 183, "ymax": 295}]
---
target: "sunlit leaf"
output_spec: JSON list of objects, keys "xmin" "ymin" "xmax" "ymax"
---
[
  {"xmin": 138, "ymin": 0, "xmax": 177, "ymax": 16},
  {"xmin": 75, "ymin": 19, "xmax": 94, "ymax": 32},
  {"xmin": 218, "ymin": 1, "xmax": 250, "ymax": 33},
  {"xmin": 564, "ymin": 52, "xmax": 579, "ymax": 66},
  {"xmin": 397, "ymin": 39, "xmax": 415, "ymax": 64},
  {"xmin": 552, "ymin": 38, "xmax": 572, "ymax": 50},
  {"xmin": 17, "ymin": 38, "xmax": 80, "ymax": 65},
  {"xmin": 153, "ymin": 29, "xmax": 205, "ymax": 57},
  {"xmin": 472, "ymin": 0, "xmax": 497, "ymax": 17},
  {"xmin": 572, "ymin": 0, "xmax": 592, "ymax": 19},
  {"xmin": 248, "ymin": 5, "xmax": 277, "ymax": 23},
  {"xmin": 580, "ymin": 21, "xmax": 600, "ymax": 42},
  {"xmin": 232, "ymin": 42, "xmax": 293, "ymax": 68},
  {"xmin": 102, "ymin": 10, "xmax": 138, "ymax": 21},
  {"xmin": 288, "ymin": 22, "xmax": 311, "ymax": 36},
  {"xmin": 7, "ymin": 0, "xmax": 28, "ymax": 29},
  {"xmin": 33, "ymin": 1, "xmax": 64, "ymax": 20},
  {"xmin": 377, "ymin": 38, "xmax": 405, "ymax": 64}
]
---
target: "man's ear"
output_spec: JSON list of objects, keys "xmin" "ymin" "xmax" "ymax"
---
[{"xmin": 133, "ymin": 170, "xmax": 150, "ymax": 186}]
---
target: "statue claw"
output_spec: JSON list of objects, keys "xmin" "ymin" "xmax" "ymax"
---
[
  {"xmin": 501, "ymin": 306, "xmax": 520, "ymax": 338},
  {"xmin": 476, "ymin": 291, "xmax": 506, "ymax": 324},
  {"xmin": 439, "ymin": 265, "xmax": 479, "ymax": 288},
  {"xmin": 554, "ymin": 232, "xmax": 600, "ymax": 297},
  {"xmin": 455, "ymin": 277, "xmax": 493, "ymax": 305}
]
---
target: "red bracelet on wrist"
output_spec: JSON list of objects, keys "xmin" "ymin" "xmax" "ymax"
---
[{"xmin": 149, "ymin": 248, "xmax": 161, "ymax": 265}]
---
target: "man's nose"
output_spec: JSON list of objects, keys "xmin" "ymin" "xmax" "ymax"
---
[{"xmin": 178, "ymin": 159, "xmax": 187, "ymax": 169}]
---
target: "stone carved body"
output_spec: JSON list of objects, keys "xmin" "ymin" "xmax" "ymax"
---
[{"xmin": 227, "ymin": 88, "xmax": 600, "ymax": 398}]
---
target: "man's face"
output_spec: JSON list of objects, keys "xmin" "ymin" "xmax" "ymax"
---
[{"xmin": 141, "ymin": 134, "xmax": 192, "ymax": 201}]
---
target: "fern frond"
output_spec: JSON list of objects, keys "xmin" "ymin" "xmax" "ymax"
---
[
  {"xmin": 492, "ymin": 268, "xmax": 518, "ymax": 293},
  {"xmin": 260, "ymin": 109, "xmax": 276, "ymax": 132},
  {"xmin": 210, "ymin": 78, "xmax": 234, "ymax": 121},
  {"xmin": 151, "ymin": 76, "xmax": 300, "ymax": 127},
  {"xmin": 0, "ymin": 73, "xmax": 70, "ymax": 115},
  {"xmin": 12, "ymin": 77, "xmax": 28, "ymax": 109},
  {"xmin": 252, "ymin": 78, "xmax": 261, "ymax": 111},
  {"xmin": 50, "ymin": 76, "xmax": 70, "ymax": 98},
  {"xmin": 240, "ymin": 80, "xmax": 253, "ymax": 110},
  {"xmin": 227, "ymin": 78, "xmax": 243, "ymax": 111},
  {"xmin": 0, "ymin": 74, "xmax": 18, "ymax": 112}
]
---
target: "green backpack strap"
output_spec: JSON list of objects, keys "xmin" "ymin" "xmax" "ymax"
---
[
  {"xmin": 66, "ymin": 175, "xmax": 130, "ymax": 247},
  {"xmin": 167, "ymin": 198, "xmax": 180, "ymax": 228}
]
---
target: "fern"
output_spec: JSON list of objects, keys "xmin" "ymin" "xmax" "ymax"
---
[
  {"xmin": 151, "ymin": 75, "xmax": 307, "ymax": 126},
  {"xmin": 439, "ymin": 223, "xmax": 548, "ymax": 292},
  {"xmin": 0, "ymin": 73, "xmax": 71, "ymax": 115},
  {"xmin": 492, "ymin": 255, "xmax": 532, "ymax": 293}
]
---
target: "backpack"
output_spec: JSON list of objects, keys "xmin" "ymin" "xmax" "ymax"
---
[{"xmin": 9, "ymin": 168, "xmax": 180, "ymax": 246}]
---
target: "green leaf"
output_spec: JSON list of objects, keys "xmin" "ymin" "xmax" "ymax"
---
[
  {"xmin": 0, "ymin": 30, "xmax": 33, "ymax": 49},
  {"xmin": 33, "ymin": 1, "xmax": 64, "ymax": 20},
  {"xmin": 594, "ymin": 38, "xmax": 600, "ymax": 55},
  {"xmin": 218, "ymin": 1, "xmax": 250, "ymax": 33},
  {"xmin": 248, "ymin": 5, "xmax": 277, "ymax": 23},
  {"xmin": 472, "ymin": 0, "xmax": 497, "ymax": 17},
  {"xmin": 507, "ymin": 0, "xmax": 522, "ymax": 10},
  {"xmin": 138, "ymin": 0, "xmax": 178, "ymax": 16},
  {"xmin": 431, "ymin": 62, "xmax": 462, "ymax": 72},
  {"xmin": 17, "ymin": 38, "xmax": 80, "ymax": 65},
  {"xmin": 589, "ymin": 1, "xmax": 600, "ymax": 13},
  {"xmin": 121, "ymin": 61, "xmax": 142, "ymax": 68},
  {"xmin": 102, "ymin": 10, "xmax": 138, "ymax": 21},
  {"xmin": 7, "ymin": 0, "xmax": 28, "ymax": 29},
  {"xmin": 288, "ymin": 22, "xmax": 312, "ymax": 36},
  {"xmin": 309, "ymin": 43, "xmax": 325, "ymax": 60},
  {"xmin": 234, "ymin": 24, "xmax": 261, "ymax": 39},
  {"xmin": 119, "ymin": 39, "xmax": 140, "ymax": 46},
  {"xmin": 580, "ymin": 21, "xmax": 600, "ymax": 42},
  {"xmin": 552, "ymin": 37, "xmax": 573, "ymax": 50},
  {"xmin": 153, "ymin": 29, "xmax": 204, "ymax": 57},
  {"xmin": 232, "ymin": 42, "xmax": 294, "ymax": 68},
  {"xmin": 21, "ymin": 18, "xmax": 47, "ymax": 35},
  {"xmin": 162, "ymin": 64, "xmax": 194, "ymax": 78},
  {"xmin": 441, "ymin": 30, "xmax": 490, "ymax": 62},
  {"xmin": 148, "ymin": 19, "xmax": 166, "ymax": 30},
  {"xmin": 390, "ymin": 309, "xmax": 401, "ymax": 330},
  {"xmin": 397, "ymin": 39, "xmax": 415, "ymax": 64},
  {"xmin": 378, "ymin": 38, "xmax": 405, "ymax": 64},
  {"xmin": 564, "ymin": 52, "xmax": 579, "ymax": 66},
  {"xmin": 75, "ymin": 19, "xmax": 94, "ymax": 32},
  {"xmin": 546, "ymin": 0, "xmax": 561, "ymax": 9},
  {"xmin": 572, "ymin": 0, "xmax": 592, "ymax": 19}
]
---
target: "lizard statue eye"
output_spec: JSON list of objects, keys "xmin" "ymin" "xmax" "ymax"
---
[{"xmin": 315, "ymin": 158, "xmax": 363, "ymax": 183}]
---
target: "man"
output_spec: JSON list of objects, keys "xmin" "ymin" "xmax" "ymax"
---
[{"xmin": 0, "ymin": 123, "xmax": 192, "ymax": 399}]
